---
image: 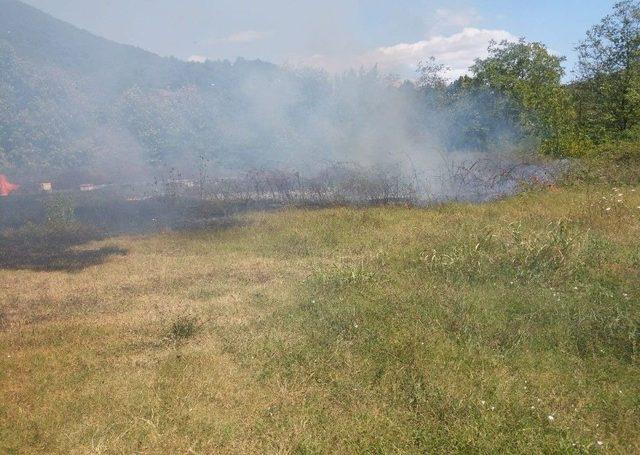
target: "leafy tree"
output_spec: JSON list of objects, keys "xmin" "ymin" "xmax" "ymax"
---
[
  {"xmin": 574, "ymin": 0, "xmax": 640, "ymax": 142},
  {"xmin": 416, "ymin": 57, "xmax": 449, "ymax": 91},
  {"xmin": 443, "ymin": 75, "xmax": 525, "ymax": 152},
  {"xmin": 471, "ymin": 39, "xmax": 579, "ymax": 155}
]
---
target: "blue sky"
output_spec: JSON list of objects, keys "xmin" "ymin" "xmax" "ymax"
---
[{"xmin": 23, "ymin": 0, "xmax": 616, "ymax": 79}]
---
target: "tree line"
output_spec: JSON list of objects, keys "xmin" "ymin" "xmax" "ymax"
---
[{"xmin": 433, "ymin": 0, "xmax": 640, "ymax": 157}]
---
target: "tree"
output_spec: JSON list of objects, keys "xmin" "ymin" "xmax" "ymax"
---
[
  {"xmin": 416, "ymin": 57, "xmax": 449, "ymax": 90},
  {"xmin": 575, "ymin": 0, "xmax": 640, "ymax": 141},
  {"xmin": 471, "ymin": 39, "xmax": 579, "ymax": 155}
]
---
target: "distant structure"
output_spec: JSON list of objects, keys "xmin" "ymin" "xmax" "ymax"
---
[
  {"xmin": 172, "ymin": 179, "xmax": 195, "ymax": 188},
  {"xmin": 80, "ymin": 184, "xmax": 96, "ymax": 192},
  {"xmin": 40, "ymin": 182, "xmax": 52, "ymax": 192}
]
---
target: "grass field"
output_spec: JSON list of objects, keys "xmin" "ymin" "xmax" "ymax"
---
[{"xmin": 1, "ymin": 184, "xmax": 639, "ymax": 453}]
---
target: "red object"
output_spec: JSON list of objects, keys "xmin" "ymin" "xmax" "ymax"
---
[{"xmin": 0, "ymin": 174, "xmax": 19, "ymax": 196}]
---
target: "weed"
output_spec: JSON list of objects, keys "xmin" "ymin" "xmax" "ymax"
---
[{"xmin": 168, "ymin": 315, "xmax": 199, "ymax": 342}]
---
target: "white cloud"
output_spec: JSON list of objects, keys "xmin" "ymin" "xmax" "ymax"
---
[
  {"xmin": 295, "ymin": 28, "xmax": 519, "ymax": 80},
  {"xmin": 188, "ymin": 55, "xmax": 207, "ymax": 63},
  {"xmin": 366, "ymin": 27, "xmax": 519, "ymax": 79},
  {"xmin": 210, "ymin": 30, "xmax": 271, "ymax": 45}
]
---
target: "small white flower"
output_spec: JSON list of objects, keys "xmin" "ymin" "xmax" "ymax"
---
[
  {"xmin": 480, "ymin": 400, "xmax": 486, "ymax": 405},
  {"xmin": 597, "ymin": 441, "xmax": 604, "ymax": 446},
  {"xmin": 490, "ymin": 406, "xmax": 495, "ymax": 411},
  {"xmin": 547, "ymin": 415, "xmax": 555, "ymax": 422}
]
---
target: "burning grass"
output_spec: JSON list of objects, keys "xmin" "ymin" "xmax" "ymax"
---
[{"xmin": 1, "ymin": 184, "xmax": 639, "ymax": 453}]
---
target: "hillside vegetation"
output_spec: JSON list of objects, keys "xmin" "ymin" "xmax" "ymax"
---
[
  {"xmin": 1, "ymin": 181, "xmax": 639, "ymax": 453},
  {"xmin": 2, "ymin": 0, "xmax": 640, "ymax": 181}
]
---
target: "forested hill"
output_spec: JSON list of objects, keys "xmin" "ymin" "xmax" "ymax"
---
[
  {"xmin": 0, "ymin": 0, "xmax": 523, "ymax": 183},
  {"xmin": 0, "ymin": 0, "xmax": 311, "ymax": 180},
  {"xmin": 3, "ymin": 0, "xmax": 637, "ymax": 182}
]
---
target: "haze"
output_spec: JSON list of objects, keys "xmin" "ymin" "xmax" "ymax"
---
[{"xmin": 22, "ymin": 0, "xmax": 613, "ymax": 79}]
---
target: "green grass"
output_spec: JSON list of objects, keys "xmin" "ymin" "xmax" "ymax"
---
[{"xmin": 1, "ymin": 184, "xmax": 639, "ymax": 453}]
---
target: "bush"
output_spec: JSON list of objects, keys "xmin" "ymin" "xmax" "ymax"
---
[
  {"xmin": 563, "ymin": 140, "xmax": 640, "ymax": 185},
  {"xmin": 44, "ymin": 195, "xmax": 76, "ymax": 228},
  {"xmin": 168, "ymin": 315, "xmax": 199, "ymax": 342}
]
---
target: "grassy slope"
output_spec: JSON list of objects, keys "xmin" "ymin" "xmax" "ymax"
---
[{"xmin": 1, "ymin": 185, "xmax": 639, "ymax": 454}]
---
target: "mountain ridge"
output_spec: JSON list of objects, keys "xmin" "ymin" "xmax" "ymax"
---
[{"xmin": 0, "ymin": 0, "xmax": 291, "ymax": 180}]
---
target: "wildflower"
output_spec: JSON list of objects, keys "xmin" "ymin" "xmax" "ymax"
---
[
  {"xmin": 490, "ymin": 406, "xmax": 495, "ymax": 411},
  {"xmin": 597, "ymin": 441, "xmax": 603, "ymax": 446},
  {"xmin": 547, "ymin": 415, "xmax": 555, "ymax": 422},
  {"xmin": 480, "ymin": 400, "xmax": 486, "ymax": 405}
]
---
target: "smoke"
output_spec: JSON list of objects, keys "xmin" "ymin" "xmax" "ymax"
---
[
  {"xmin": 1, "ymin": 0, "xmax": 554, "ymax": 203},
  {"xmin": 109, "ymin": 59, "xmax": 540, "ymax": 202}
]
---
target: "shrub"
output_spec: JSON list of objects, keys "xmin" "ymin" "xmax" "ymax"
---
[
  {"xmin": 564, "ymin": 140, "xmax": 640, "ymax": 185},
  {"xmin": 168, "ymin": 315, "xmax": 199, "ymax": 342},
  {"xmin": 44, "ymin": 195, "xmax": 76, "ymax": 228}
]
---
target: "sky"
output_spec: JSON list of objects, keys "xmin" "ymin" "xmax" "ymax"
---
[{"xmin": 22, "ymin": 0, "xmax": 617, "ymax": 80}]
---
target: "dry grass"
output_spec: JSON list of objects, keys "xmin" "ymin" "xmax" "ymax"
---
[{"xmin": 1, "ymin": 184, "xmax": 639, "ymax": 453}]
